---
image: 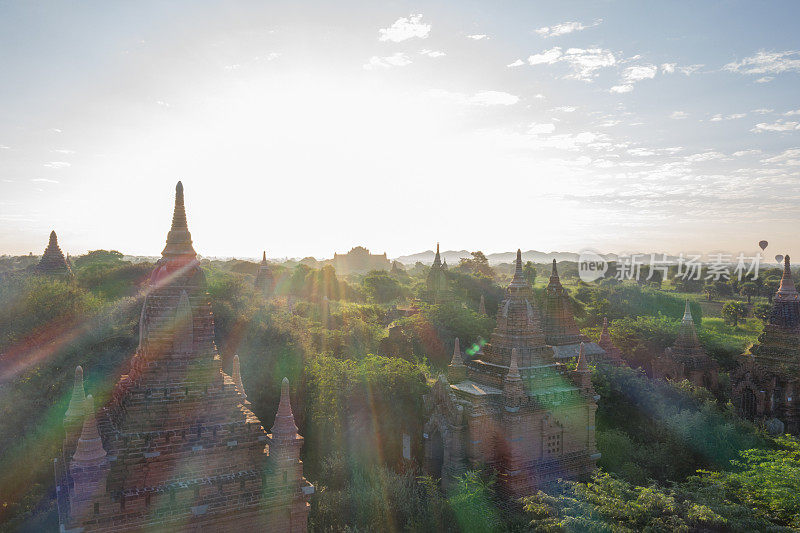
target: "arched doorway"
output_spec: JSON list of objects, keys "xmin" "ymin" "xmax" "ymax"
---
[
  {"xmin": 741, "ymin": 387, "xmax": 757, "ymax": 419},
  {"xmin": 427, "ymin": 427, "xmax": 444, "ymax": 481}
]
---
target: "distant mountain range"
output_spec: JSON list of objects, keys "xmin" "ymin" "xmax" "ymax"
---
[{"xmin": 392, "ymin": 249, "xmax": 622, "ymax": 266}]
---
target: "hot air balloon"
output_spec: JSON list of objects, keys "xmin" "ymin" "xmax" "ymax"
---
[
  {"xmin": 759, "ymin": 240, "xmax": 768, "ymax": 250},
  {"xmin": 776, "ymin": 255, "xmax": 784, "ymax": 264}
]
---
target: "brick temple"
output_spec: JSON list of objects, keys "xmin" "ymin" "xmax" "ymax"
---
[
  {"xmin": 35, "ymin": 230, "xmax": 73, "ymax": 276},
  {"xmin": 55, "ymin": 182, "xmax": 312, "ymax": 532},
  {"xmin": 651, "ymin": 300, "xmax": 719, "ymax": 391},
  {"xmin": 732, "ymin": 255, "xmax": 800, "ymax": 434},
  {"xmin": 425, "ymin": 243, "xmax": 451, "ymax": 304},
  {"xmin": 254, "ymin": 251, "xmax": 274, "ymax": 296},
  {"xmin": 542, "ymin": 260, "xmax": 604, "ymax": 361},
  {"xmin": 422, "ymin": 250, "xmax": 599, "ymax": 499},
  {"xmin": 594, "ymin": 318, "xmax": 626, "ymax": 367}
]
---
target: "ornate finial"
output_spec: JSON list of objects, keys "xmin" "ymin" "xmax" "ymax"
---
[
  {"xmin": 49, "ymin": 230, "xmax": 58, "ymax": 246},
  {"xmin": 161, "ymin": 181, "xmax": 196, "ymax": 260},
  {"xmin": 65, "ymin": 365, "xmax": 86, "ymax": 421},
  {"xmin": 432, "ymin": 243, "xmax": 442, "ymax": 267},
  {"xmin": 262, "ymin": 251, "xmax": 267, "ymax": 263},
  {"xmin": 551, "ymin": 259, "xmax": 558, "ymax": 277},
  {"xmin": 72, "ymin": 395, "xmax": 107, "ymax": 466},
  {"xmin": 506, "ymin": 348, "xmax": 521, "ymax": 381},
  {"xmin": 232, "ymin": 354, "xmax": 246, "ymax": 401},
  {"xmin": 576, "ymin": 342, "xmax": 589, "ymax": 372},
  {"xmin": 270, "ymin": 377, "xmax": 298, "ymax": 435},
  {"xmin": 450, "ymin": 338, "xmax": 464, "ymax": 366},
  {"xmin": 682, "ymin": 299, "xmax": 693, "ymax": 322}
]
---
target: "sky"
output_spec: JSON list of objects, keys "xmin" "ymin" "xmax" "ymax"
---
[{"xmin": 1, "ymin": 0, "xmax": 799, "ymax": 260}]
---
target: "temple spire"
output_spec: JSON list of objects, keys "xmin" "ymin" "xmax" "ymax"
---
[
  {"xmin": 548, "ymin": 258, "xmax": 562, "ymax": 289},
  {"xmin": 261, "ymin": 251, "xmax": 267, "ymax": 264},
  {"xmin": 506, "ymin": 348, "xmax": 522, "ymax": 382},
  {"xmin": 270, "ymin": 378, "xmax": 298, "ymax": 436},
  {"xmin": 233, "ymin": 354, "xmax": 246, "ymax": 401},
  {"xmin": 64, "ymin": 366, "xmax": 86, "ymax": 422},
  {"xmin": 682, "ymin": 299, "xmax": 693, "ymax": 322},
  {"xmin": 599, "ymin": 318, "xmax": 611, "ymax": 345},
  {"xmin": 161, "ymin": 181, "xmax": 197, "ymax": 260},
  {"xmin": 36, "ymin": 230, "xmax": 72, "ymax": 275},
  {"xmin": 72, "ymin": 395, "xmax": 107, "ymax": 466},
  {"xmin": 776, "ymin": 255, "xmax": 798, "ymax": 301},
  {"xmin": 432, "ymin": 243, "xmax": 442, "ymax": 267},
  {"xmin": 508, "ymin": 249, "xmax": 528, "ymax": 290},
  {"xmin": 675, "ymin": 300, "xmax": 700, "ymax": 349},
  {"xmin": 448, "ymin": 337, "xmax": 466, "ymax": 382},
  {"xmin": 576, "ymin": 342, "xmax": 589, "ymax": 373}
]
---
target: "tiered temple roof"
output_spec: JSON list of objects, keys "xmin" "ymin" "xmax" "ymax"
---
[
  {"xmin": 35, "ymin": 230, "xmax": 73, "ymax": 276},
  {"xmin": 56, "ymin": 182, "xmax": 312, "ymax": 532},
  {"xmin": 733, "ymin": 256, "xmax": 800, "ymax": 433},
  {"xmin": 254, "ymin": 251, "xmax": 274, "ymax": 295},
  {"xmin": 596, "ymin": 318, "xmax": 626, "ymax": 366},
  {"xmin": 542, "ymin": 259, "xmax": 601, "ymax": 360},
  {"xmin": 425, "ymin": 243, "xmax": 450, "ymax": 303}
]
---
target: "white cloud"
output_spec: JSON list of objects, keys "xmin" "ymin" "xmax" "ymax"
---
[
  {"xmin": 755, "ymin": 76, "xmax": 774, "ymax": 83},
  {"xmin": 467, "ymin": 34, "xmax": 488, "ymax": 40},
  {"xmin": 733, "ymin": 149, "xmax": 761, "ymax": 157},
  {"xmin": 44, "ymin": 161, "xmax": 70, "ymax": 169},
  {"xmin": 610, "ymin": 84, "xmax": 633, "ymax": 94},
  {"xmin": 678, "ymin": 64, "xmax": 703, "ymax": 75},
  {"xmin": 528, "ymin": 47, "xmax": 563, "ymax": 65},
  {"xmin": 429, "ymin": 89, "xmax": 519, "ymax": 106},
  {"xmin": 553, "ymin": 106, "xmax": 576, "ymax": 112},
  {"xmin": 725, "ymin": 50, "xmax": 800, "ymax": 76},
  {"xmin": 611, "ymin": 64, "xmax": 657, "ymax": 94},
  {"xmin": 751, "ymin": 120, "xmax": 800, "ymax": 132},
  {"xmin": 49, "ymin": 128, "xmax": 62, "ymax": 133},
  {"xmin": 762, "ymin": 148, "xmax": 800, "ymax": 165},
  {"xmin": 507, "ymin": 59, "xmax": 525, "ymax": 68},
  {"xmin": 378, "ymin": 14, "xmax": 431, "ymax": 42},
  {"xmin": 710, "ymin": 113, "xmax": 746, "ymax": 122},
  {"xmin": 535, "ymin": 19, "xmax": 602, "ymax": 38},
  {"xmin": 784, "ymin": 109, "xmax": 800, "ymax": 116},
  {"xmin": 53, "ymin": 148, "xmax": 75, "ymax": 154},
  {"xmin": 661, "ymin": 63, "xmax": 676, "ymax": 74},
  {"xmin": 528, "ymin": 122, "xmax": 556, "ymax": 134},
  {"xmin": 670, "ymin": 111, "xmax": 689, "ymax": 120},
  {"xmin": 527, "ymin": 47, "xmax": 616, "ymax": 81},
  {"xmin": 419, "ymin": 49, "xmax": 446, "ymax": 58},
  {"xmin": 31, "ymin": 178, "xmax": 59, "ymax": 183},
  {"xmin": 363, "ymin": 53, "xmax": 412, "ymax": 70},
  {"xmin": 686, "ymin": 151, "xmax": 727, "ymax": 162},
  {"xmin": 752, "ymin": 108, "xmax": 774, "ymax": 114},
  {"xmin": 533, "ymin": 93, "xmax": 546, "ymax": 99}
]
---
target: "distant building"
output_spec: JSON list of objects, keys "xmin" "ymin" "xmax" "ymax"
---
[
  {"xmin": 330, "ymin": 246, "xmax": 391, "ymax": 274},
  {"xmin": 423, "ymin": 250, "xmax": 598, "ymax": 499},
  {"xmin": 425, "ymin": 243, "xmax": 451, "ymax": 304},
  {"xmin": 55, "ymin": 182, "xmax": 312, "ymax": 532},
  {"xmin": 595, "ymin": 318, "xmax": 626, "ymax": 367},
  {"xmin": 732, "ymin": 256, "xmax": 800, "ymax": 435},
  {"xmin": 542, "ymin": 260, "xmax": 604, "ymax": 361},
  {"xmin": 34, "ymin": 230, "xmax": 73, "ymax": 277},
  {"xmin": 651, "ymin": 300, "xmax": 719, "ymax": 391},
  {"xmin": 254, "ymin": 250, "xmax": 275, "ymax": 296}
]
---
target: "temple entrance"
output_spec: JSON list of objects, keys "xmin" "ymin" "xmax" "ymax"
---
[
  {"xmin": 741, "ymin": 387, "xmax": 757, "ymax": 419},
  {"xmin": 427, "ymin": 427, "xmax": 444, "ymax": 481}
]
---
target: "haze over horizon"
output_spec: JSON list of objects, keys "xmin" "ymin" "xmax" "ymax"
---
[{"xmin": 2, "ymin": 1, "xmax": 800, "ymax": 258}]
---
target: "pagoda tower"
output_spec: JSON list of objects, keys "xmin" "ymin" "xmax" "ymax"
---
[
  {"xmin": 423, "ymin": 249, "xmax": 598, "ymax": 499},
  {"xmin": 652, "ymin": 300, "xmax": 719, "ymax": 391},
  {"xmin": 595, "ymin": 318, "xmax": 626, "ymax": 367},
  {"xmin": 541, "ymin": 260, "xmax": 601, "ymax": 360},
  {"xmin": 55, "ymin": 182, "xmax": 312, "ymax": 532},
  {"xmin": 425, "ymin": 243, "xmax": 450, "ymax": 303},
  {"xmin": 254, "ymin": 251, "xmax": 274, "ymax": 296},
  {"xmin": 35, "ymin": 230, "xmax": 73, "ymax": 276},
  {"xmin": 732, "ymin": 256, "xmax": 800, "ymax": 434}
]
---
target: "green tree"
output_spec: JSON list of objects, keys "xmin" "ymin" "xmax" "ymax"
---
[
  {"xmin": 362, "ymin": 270, "xmax": 403, "ymax": 303},
  {"xmin": 721, "ymin": 301, "xmax": 748, "ymax": 327},
  {"xmin": 457, "ymin": 251, "xmax": 494, "ymax": 279},
  {"xmin": 753, "ymin": 303, "xmax": 772, "ymax": 323},
  {"xmin": 741, "ymin": 281, "xmax": 758, "ymax": 304},
  {"xmin": 523, "ymin": 261, "xmax": 537, "ymax": 285}
]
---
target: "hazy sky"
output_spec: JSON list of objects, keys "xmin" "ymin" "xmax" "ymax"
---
[{"xmin": 1, "ymin": 1, "xmax": 799, "ymax": 259}]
